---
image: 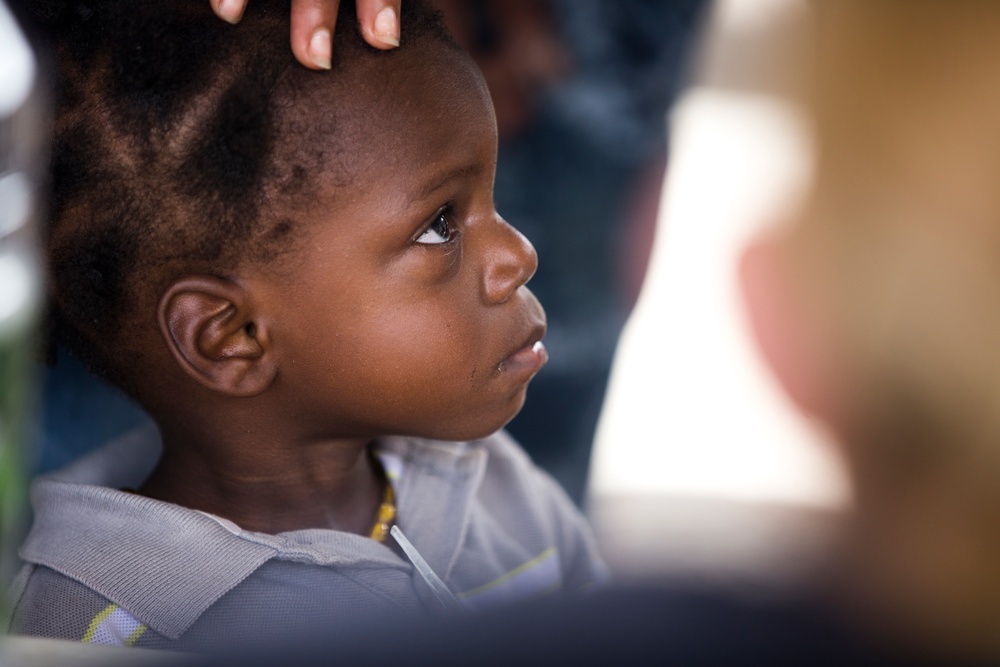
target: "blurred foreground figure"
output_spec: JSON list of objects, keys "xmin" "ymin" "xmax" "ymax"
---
[{"xmin": 740, "ymin": 0, "xmax": 1000, "ymax": 662}]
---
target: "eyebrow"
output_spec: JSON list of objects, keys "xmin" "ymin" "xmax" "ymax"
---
[{"xmin": 416, "ymin": 162, "xmax": 485, "ymax": 200}]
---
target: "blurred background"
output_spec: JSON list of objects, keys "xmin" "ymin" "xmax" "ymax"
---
[
  {"xmin": 2, "ymin": 0, "xmax": 850, "ymax": 599},
  {"xmin": 589, "ymin": 0, "xmax": 849, "ymax": 588},
  {"xmin": 0, "ymin": 0, "xmax": 45, "ymax": 594}
]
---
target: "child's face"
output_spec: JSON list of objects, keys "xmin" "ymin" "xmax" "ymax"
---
[{"xmin": 252, "ymin": 45, "xmax": 546, "ymax": 442}]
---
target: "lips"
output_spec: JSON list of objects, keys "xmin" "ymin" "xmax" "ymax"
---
[{"xmin": 498, "ymin": 323, "xmax": 548, "ymax": 375}]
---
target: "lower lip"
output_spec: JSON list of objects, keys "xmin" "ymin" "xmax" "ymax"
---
[{"xmin": 499, "ymin": 341, "xmax": 549, "ymax": 377}]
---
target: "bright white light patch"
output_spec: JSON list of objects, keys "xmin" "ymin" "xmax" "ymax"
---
[
  {"xmin": 0, "ymin": 172, "xmax": 31, "ymax": 236},
  {"xmin": 0, "ymin": 250, "xmax": 39, "ymax": 330},
  {"xmin": 0, "ymin": 1, "xmax": 36, "ymax": 119},
  {"xmin": 590, "ymin": 89, "xmax": 848, "ymax": 508}
]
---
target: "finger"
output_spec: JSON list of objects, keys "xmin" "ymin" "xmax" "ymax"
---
[
  {"xmin": 210, "ymin": 0, "xmax": 247, "ymax": 24},
  {"xmin": 290, "ymin": 0, "xmax": 341, "ymax": 70},
  {"xmin": 356, "ymin": 0, "xmax": 401, "ymax": 49}
]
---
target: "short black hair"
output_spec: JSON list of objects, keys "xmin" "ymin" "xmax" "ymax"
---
[{"xmin": 27, "ymin": 0, "xmax": 455, "ymax": 396}]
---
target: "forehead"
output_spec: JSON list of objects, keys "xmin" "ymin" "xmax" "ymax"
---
[
  {"xmin": 374, "ymin": 46, "xmax": 495, "ymax": 153},
  {"xmin": 288, "ymin": 41, "xmax": 496, "ymax": 204}
]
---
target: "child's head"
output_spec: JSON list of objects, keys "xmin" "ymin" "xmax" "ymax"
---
[{"xmin": 43, "ymin": 0, "xmax": 546, "ymax": 442}]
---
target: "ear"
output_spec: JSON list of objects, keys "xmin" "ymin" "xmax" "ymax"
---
[
  {"xmin": 739, "ymin": 232, "xmax": 842, "ymax": 424},
  {"xmin": 157, "ymin": 276, "xmax": 277, "ymax": 397}
]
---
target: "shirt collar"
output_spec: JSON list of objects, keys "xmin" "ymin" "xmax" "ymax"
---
[{"xmin": 20, "ymin": 426, "xmax": 489, "ymax": 639}]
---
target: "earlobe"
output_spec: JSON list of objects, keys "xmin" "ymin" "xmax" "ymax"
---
[{"xmin": 158, "ymin": 276, "xmax": 277, "ymax": 397}]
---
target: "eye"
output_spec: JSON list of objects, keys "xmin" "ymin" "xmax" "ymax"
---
[{"xmin": 416, "ymin": 208, "xmax": 454, "ymax": 245}]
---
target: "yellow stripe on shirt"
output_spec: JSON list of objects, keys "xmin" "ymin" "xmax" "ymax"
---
[
  {"xmin": 457, "ymin": 547, "xmax": 558, "ymax": 600},
  {"xmin": 81, "ymin": 603, "xmax": 118, "ymax": 643}
]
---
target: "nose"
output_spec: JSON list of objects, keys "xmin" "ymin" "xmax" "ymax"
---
[{"xmin": 482, "ymin": 216, "xmax": 538, "ymax": 304}]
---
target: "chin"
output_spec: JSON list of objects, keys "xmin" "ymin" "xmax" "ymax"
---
[
  {"xmin": 475, "ymin": 390, "xmax": 530, "ymax": 439},
  {"xmin": 429, "ymin": 390, "xmax": 529, "ymax": 442}
]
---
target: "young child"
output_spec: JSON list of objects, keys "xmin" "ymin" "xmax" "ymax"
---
[{"xmin": 8, "ymin": 0, "xmax": 606, "ymax": 651}]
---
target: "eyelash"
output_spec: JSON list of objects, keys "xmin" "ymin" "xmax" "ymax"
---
[{"xmin": 415, "ymin": 205, "xmax": 458, "ymax": 246}]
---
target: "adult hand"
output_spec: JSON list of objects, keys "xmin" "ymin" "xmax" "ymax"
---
[{"xmin": 209, "ymin": 0, "xmax": 401, "ymax": 70}]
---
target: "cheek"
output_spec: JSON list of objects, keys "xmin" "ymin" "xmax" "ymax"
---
[
  {"xmin": 299, "ymin": 283, "xmax": 483, "ymax": 386},
  {"xmin": 363, "ymin": 301, "xmax": 489, "ymax": 383},
  {"xmin": 291, "ymin": 294, "xmax": 524, "ymax": 439}
]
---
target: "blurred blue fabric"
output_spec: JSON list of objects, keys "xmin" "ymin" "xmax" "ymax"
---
[{"xmin": 35, "ymin": 352, "xmax": 151, "ymax": 474}]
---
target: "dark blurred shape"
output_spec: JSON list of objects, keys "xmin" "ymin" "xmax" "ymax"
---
[
  {"xmin": 232, "ymin": 585, "xmax": 951, "ymax": 667},
  {"xmin": 431, "ymin": 0, "xmax": 568, "ymax": 140}
]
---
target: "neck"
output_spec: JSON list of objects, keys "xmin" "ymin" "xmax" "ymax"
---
[{"xmin": 140, "ymin": 422, "xmax": 385, "ymax": 536}]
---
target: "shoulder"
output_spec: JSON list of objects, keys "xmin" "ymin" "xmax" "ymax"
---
[
  {"xmin": 20, "ymin": 458, "xmax": 279, "ymax": 643},
  {"xmin": 477, "ymin": 432, "xmax": 611, "ymax": 588},
  {"xmin": 9, "ymin": 564, "xmax": 163, "ymax": 648},
  {"xmin": 474, "ymin": 430, "xmax": 571, "ymax": 516}
]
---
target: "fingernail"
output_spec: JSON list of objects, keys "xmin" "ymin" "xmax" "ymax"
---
[
  {"xmin": 309, "ymin": 29, "xmax": 332, "ymax": 69},
  {"xmin": 218, "ymin": 0, "xmax": 244, "ymax": 24},
  {"xmin": 374, "ymin": 6, "xmax": 400, "ymax": 47}
]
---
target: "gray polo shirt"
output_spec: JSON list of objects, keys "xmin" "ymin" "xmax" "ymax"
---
[{"xmin": 8, "ymin": 426, "xmax": 608, "ymax": 651}]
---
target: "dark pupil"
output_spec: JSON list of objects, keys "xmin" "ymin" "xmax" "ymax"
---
[{"xmin": 433, "ymin": 214, "xmax": 449, "ymax": 238}]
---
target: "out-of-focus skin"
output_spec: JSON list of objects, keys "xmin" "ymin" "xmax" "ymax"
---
[
  {"xmin": 209, "ymin": 0, "xmax": 402, "ymax": 69},
  {"xmin": 741, "ymin": 1, "xmax": 1000, "ymax": 662}
]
